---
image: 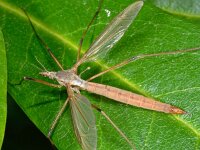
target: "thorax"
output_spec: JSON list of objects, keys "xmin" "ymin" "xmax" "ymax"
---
[{"xmin": 55, "ymin": 69, "xmax": 86, "ymax": 87}]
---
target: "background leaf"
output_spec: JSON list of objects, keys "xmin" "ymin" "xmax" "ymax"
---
[
  {"xmin": 1, "ymin": 0, "xmax": 200, "ymax": 149},
  {"xmin": 0, "ymin": 30, "xmax": 7, "ymax": 148},
  {"xmin": 151, "ymin": 0, "xmax": 200, "ymax": 17}
]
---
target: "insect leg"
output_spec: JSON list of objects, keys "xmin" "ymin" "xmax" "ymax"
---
[
  {"xmin": 87, "ymin": 56, "xmax": 141, "ymax": 81},
  {"xmin": 48, "ymin": 98, "xmax": 70, "ymax": 138},
  {"xmin": 23, "ymin": 10, "xmax": 64, "ymax": 70},
  {"xmin": 87, "ymin": 46, "xmax": 200, "ymax": 81},
  {"xmin": 19, "ymin": 76, "xmax": 61, "ymax": 88},
  {"xmin": 91, "ymin": 104, "xmax": 136, "ymax": 150},
  {"xmin": 76, "ymin": 0, "xmax": 104, "ymax": 62}
]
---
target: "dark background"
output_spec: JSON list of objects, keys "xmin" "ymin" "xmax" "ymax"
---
[{"xmin": 2, "ymin": 94, "xmax": 54, "ymax": 150}]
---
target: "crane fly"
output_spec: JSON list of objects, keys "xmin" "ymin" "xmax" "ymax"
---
[{"xmin": 21, "ymin": 0, "xmax": 200, "ymax": 149}]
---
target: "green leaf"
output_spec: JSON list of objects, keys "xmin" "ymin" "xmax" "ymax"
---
[
  {"xmin": 1, "ymin": 0, "xmax": 200, "ymax": 149},
  {"xmin": 0, "ymin": 30, "xmax": 7, "ymax": 148},
  {"xmin": 151, "ymin": 0, "xmax": 200, "ymax": 17}
]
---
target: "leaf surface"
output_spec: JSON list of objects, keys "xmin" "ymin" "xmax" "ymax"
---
[
  {"xmin": 0, "ymin": 30, "xmax": 7, "ymax": 148},
  {"xmin": 0, "ymin": 0, "xmax": 200, "ymax": 149}
]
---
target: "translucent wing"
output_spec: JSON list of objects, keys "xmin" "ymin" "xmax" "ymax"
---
[
  {"xmin": 70, "ymin": 93, "xmax": 97, "ymax": 150},
  {"xmin": 82, "ymin": 1, "xmax": 143, "ymax": 62}
]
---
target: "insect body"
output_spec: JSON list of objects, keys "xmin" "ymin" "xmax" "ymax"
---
[
  {"xmin": 40, "ymin": 70, "xmax": 85, "ymax": 87},
  {"xmin": 22, "ymin": 0, "xmax": 200, "ymax": 149},
  {"xmin": 41, "ymin": 69, "xmax": 184, "ymax": 114}
]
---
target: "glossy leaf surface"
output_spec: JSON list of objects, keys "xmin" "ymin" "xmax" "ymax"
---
[{"xmin": 0, "ymin": 0, "xmax": 200, "ymax": 149}]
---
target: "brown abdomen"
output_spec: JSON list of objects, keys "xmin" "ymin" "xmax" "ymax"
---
[{"xmin": 85, "ymin": 82, "xmax": 185, "ymax": 114}]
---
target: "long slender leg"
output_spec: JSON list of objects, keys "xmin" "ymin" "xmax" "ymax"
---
[
  {"xmin": 87, "ymin": 46, "xmax": 200, "ymax": 81},
  {"xmin": 92, "ymin": 104, "xmax": 136, "ymax": 150},
  {"xmin": 87, "ymin": 56, "xmax": 140, "ymax": 81},
  {"xmin": 23, "ymin": 10, "xmax": 64, "ymax": 70},
  {"xmin": 48, "ymin": 98, "xmax": 70, "ymax": 138},
  {"xmin": 76, "ymin": 0, "xmax": 104, "ymax": 62},
  {"xmin": 20, "ymin": 76, "xmax": 68, "ymax": 138},
  {"xmin": 17, "ymin": 76, "xmax": 61, "ymax": 88}
]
